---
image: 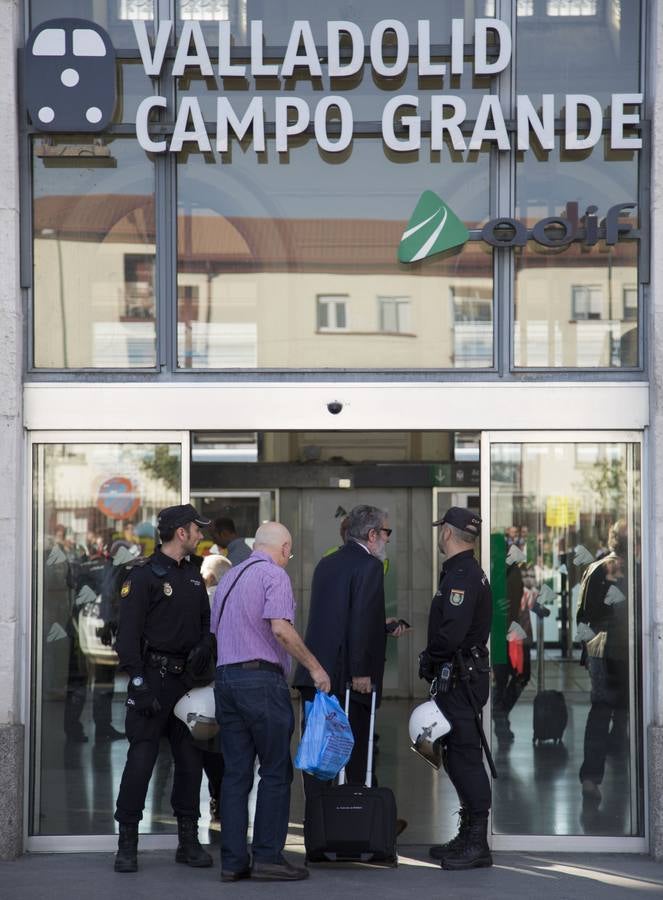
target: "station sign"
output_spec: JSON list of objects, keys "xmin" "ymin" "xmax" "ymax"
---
[{"xmin": 24, "ymin": 17, "xmax": 643, "ymax": 157}]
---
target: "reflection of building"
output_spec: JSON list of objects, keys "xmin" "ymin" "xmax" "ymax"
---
[
  {"xmin": 34, "ymin": 195, "xmax": 637, "ymax": 369},
  {"xmin": 3, "ymin": 0, "xmax": 663, "ymax": 868}
]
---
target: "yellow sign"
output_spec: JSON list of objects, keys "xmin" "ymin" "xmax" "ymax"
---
[{"xmin": 545, "ymin": 496, "xmax": 580, "ymax": 528}]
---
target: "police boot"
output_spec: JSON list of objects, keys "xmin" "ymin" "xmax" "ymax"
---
[
  {"xmin": 440, "ymin": 814, "xmax": 492, "ymax": 870},
  {"xmin": 429, "ymin": 808, "xmax": 470, "ymax": 860},
  {"xmin": 175, "ymin": 817, "xmax": 213, "ymax": 867},
  {"xmin": 114, "ymin": 823, "xmax": 138, "ymax": 873}
]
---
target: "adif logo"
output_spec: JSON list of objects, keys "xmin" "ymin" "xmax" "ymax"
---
[
  {"xmin": 398, "ymin": 191, "xmax": 469, "ymax": 264},
  {"xmin": 24, "ymin": 19, "xmax": 116, "ymax": 133}
]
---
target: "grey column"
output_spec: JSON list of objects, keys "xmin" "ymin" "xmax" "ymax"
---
[
  {"xmin": 648, "ymin": 0, "xmax": 663, "ymax": 864},
  {"xmin": 0, "ymin": 0, "xmax": 24, "ymax": 860}
]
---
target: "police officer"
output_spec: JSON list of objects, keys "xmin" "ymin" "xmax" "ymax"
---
[
  {"xmin": 419, "ymin": 507, "xmax": 493, "ymax": 871},
  {"xmin": 113, "ymin": 504, "xmax": 215, "ymax": 874}
]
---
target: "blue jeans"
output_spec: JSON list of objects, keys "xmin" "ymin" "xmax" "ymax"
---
[{"xmin": 215, "ymin": 666, "xmax": 294, "ymax": 873}]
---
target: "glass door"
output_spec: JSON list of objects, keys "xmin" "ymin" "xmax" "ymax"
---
[
  {"xmin": 483, "ymin": 432, "xmax": 644, "ymax": 848},
  {"xmin": 30, "ymin": 432, "xmax": 188, "ymax": 840}
]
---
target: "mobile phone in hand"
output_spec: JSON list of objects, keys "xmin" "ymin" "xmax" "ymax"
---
[{"xmin": 386, "ymin": 618, "xmax": 411, "ymax": 633}]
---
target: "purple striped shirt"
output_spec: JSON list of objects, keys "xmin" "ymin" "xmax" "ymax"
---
[{"xmin": 210, "ymin": 551, "xmax": 295, "ymax": 674}]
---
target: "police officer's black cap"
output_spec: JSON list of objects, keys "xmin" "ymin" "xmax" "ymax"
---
[
  {"xmin": 432, "ymin": 506, "xmax": 481, "ymax": 536},
  {"xmin": 157, "ymin": 504, "xmax": 211, "ymax": 531}
]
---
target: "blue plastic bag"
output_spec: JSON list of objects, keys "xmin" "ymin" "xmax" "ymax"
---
[{"xmin": 294, "ymin": 691, "xmax": 355, "ymax": 780}]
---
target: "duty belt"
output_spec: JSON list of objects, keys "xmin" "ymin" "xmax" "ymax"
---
[{"xmin": 145, "ymin": 650, "xmax": 186, "ymax": 676}]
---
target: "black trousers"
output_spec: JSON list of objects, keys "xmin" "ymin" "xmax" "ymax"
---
[
  {"xmin": 115, "ymin": 669, "xmax": 203, "ymax": 824},
  {"xmin": 492, "ymin": 648, "xmax": 531, "ymax": 717},
  {"xmin": 435, "ymin": 675, "xmax": 491, "ymax": 816}
]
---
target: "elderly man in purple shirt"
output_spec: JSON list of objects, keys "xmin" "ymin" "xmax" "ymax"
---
[{"xmin": 212, "ymin": 521, "xmax": 330, "ymax": 883}]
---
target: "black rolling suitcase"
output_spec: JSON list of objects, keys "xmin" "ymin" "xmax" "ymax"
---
[
  {"xmin": 304, "ymin": 686, "xmax": 398, "ymax": 865},
  {"xmin": 532, "ymin": 614, "xmax": 568, "ymax": 745}
]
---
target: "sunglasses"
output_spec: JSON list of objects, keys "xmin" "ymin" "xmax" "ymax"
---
[{"xmin": 379, "ymin": 528, "xmax": 393, "ymax": 537}]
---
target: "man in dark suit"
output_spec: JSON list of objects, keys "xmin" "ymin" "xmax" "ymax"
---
[{"xmin": 294, "ymin": 504, "xmax": 407, "ymax": 785}]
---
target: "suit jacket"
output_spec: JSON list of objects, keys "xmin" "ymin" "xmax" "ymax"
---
[{"xmin": 294, "ymin": 540, "xmax": 387, "ymax": 706}]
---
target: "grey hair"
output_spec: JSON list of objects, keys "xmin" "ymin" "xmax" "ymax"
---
[
  {"xmin": 346, "ymin": 505, "xmax": 387, "ymax": 540},
  {"xmin": 446, "ymin": 523, "xmax": 476, "ymax": 545}
]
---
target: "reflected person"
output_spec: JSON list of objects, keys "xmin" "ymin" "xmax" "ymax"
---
[{"xmin": 576, "ymin": 521, "xmax": 629, "ymax": 805}]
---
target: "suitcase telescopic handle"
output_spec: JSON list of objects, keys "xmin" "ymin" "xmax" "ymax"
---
[
  {"xmin": 338, "ymin": 682, "xmax": 378, "ymax": 788},
  {"xmin": 365, "ymin": 684, "xmax": 377, "ymax": 788},
  {"xmin": 337, "ymin": 684, "xmax": 352, "ymax": 786}
]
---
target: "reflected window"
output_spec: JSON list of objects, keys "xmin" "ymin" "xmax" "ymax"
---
[
  {"xmin": 179, "ymin": 0, "xmax": 229, "ymax": 20},
  {"xmin": 32, "ymin": 137, "xmax": 156, "ymax": 369},
  {"xmin": 452, "ymin": 286, "xmax": 493, "ymax": 368},
  {"xmin": 119, "ymin": 0, "xmax": 154, "ymax": 18},
  {"xmin": 490, "ymin": 439, "xmax": 643, "ymax": 837},
  {"xmin": 572, "ymin": 285, "xmax": 604, "ymax": 321},
  {"xmin": 124, "ymin": 255, "xmax": 155, "ymax": 320},
  {"xmin": 490, "ymin": 0, "xmax": 534, "ymax": 12},
  {"xmin": 32, "ymin": 442, "xmax": 182, "ymax": 835},
  {"xmin": 378, "ymin": 297, "xmax": 411, "ymax": 335},
  {"xmin": 623, "ymin": 286, "xmax": 638, "ymax": 321},
  {"xmin": 317, "ymin": 295, "xmax": 348, "ymax": 332},
  {"xmin": 547, "ymin": 0, "xmax": 597, "ymax": 13}
]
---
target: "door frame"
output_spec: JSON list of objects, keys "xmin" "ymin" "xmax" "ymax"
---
[{"xmin": 25, "ymin": 430, "xmax": 190, "ymax": 853}]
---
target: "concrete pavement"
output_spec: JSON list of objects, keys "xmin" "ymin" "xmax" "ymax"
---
[{"xmin": 2, "ymin": 847, "xmax": 662, "ymax": 900}]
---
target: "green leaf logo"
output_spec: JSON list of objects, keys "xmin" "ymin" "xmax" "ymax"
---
[{"xmin": 398, "ymin": 191, "xmax": 469, "ymax": 263}]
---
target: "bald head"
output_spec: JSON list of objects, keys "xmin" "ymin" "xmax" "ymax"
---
[{"xmin": 254, "ymin": 522, "xmax": 293, "ymax": 568}]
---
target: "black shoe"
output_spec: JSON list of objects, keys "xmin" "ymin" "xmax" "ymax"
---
[
  {"xmin": 252, "ymin": 859, "xmax": 309, "ymax": 881},
  {"xmin": 440, "ymin": 815, "xmax": 492, "ymax": 871},
  {"xmin": 430, "ymin": 808, "xmax": 470, "ymax": 860},
  {"xmin": 65, "ymin": 729, "xmax": 88, "ymax": 744},
  {"xmin": 96, "ymin": 726, "xmax": 125, "ymax": 742},
  {"xmin": 175, "ymin": 817, "xmax": 213, "ymax": 867},
  {"xmin": 494, "ymin": 721, "xmax": 514, "ymax": 744},
  {"xmin": 114, "ymin": 823, "xmax": 138, "ymax": 873},
  {"xmin": 221, "ymin": 868, "xmax": 251, "ymax": 882}
]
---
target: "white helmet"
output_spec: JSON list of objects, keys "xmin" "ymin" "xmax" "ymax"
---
[
  {"xmin": 408, "ymin": 700, "xmax": 451, "ymax": 769},
  {"xmin": 174, "ymin": 685, "xmax": 219, "ymax": 742}
]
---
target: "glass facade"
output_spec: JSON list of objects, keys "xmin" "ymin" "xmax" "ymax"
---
[
  {"xmin": 20, "ymin": 0, "xmax": 650, "ymax": 853},
  {"xmin": 514, "ymin": 142, "xmax": 639, "ymax": 368},
  {"xmin": 32, "ymin": 442, "xmax": 181, "ymax": 834},
  {"xmin": 490, "ymin": 439, "xmax": 642, "ymax": 835},
  {"xmin": 32, "ymin": 137, "xmax": 156, "ymax": 368},
  {"xmin": 26, "ymin": 0, "xmax": 645, "ymax": 373}
]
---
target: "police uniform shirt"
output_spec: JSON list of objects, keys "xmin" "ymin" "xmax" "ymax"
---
[
  {"xmin": 115, "ymin": 548, "xmax": 210, "ymax": 678},
  {"xmin": 426, "ymin": 549, "xmax": 492, "ymax": 662}
]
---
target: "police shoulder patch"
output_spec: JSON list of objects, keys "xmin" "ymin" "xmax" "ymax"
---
[
  {"xmin": 120, "ymin": 580, "xmax": 131, "ymax": 598},
  {"xmin": 449, "ymin": 589, "xmax": 465, "ymax": 606}
]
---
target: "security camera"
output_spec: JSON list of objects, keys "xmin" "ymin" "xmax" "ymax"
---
[{"xmin": 327, "ymin": 401, "xmax": 343, "ymax": 415}]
